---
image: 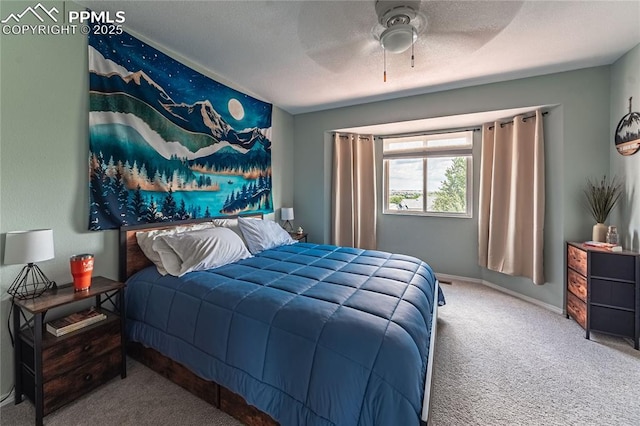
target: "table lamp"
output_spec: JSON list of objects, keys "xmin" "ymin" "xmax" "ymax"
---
[
  {"xmin": 281, "ymin": 207, "xmax": 294, "ymax": 232},
  {"xmin": 4, "ymin": 229, "xmax": 56, "ymax": 299}
]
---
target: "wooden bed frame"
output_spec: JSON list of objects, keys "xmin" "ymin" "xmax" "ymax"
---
[{"xmin": 119, "ymin": 216, "xmax": 438, "ymax": 426}]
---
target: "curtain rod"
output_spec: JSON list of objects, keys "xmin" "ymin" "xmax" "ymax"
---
[
  {"xmin": 334, "ymin": 133, "xmax": 373, "ymax": 141},
  {"xmin": 487, "ymin": 111, "xmax": 548, "ymax": 130},
  {"xmin": 376, "ymin": 110, "xmax": 549, "ymax": 139},
  {"xmin": 376, "ymin": 126, "xmax": 481, "ymax": 140}
]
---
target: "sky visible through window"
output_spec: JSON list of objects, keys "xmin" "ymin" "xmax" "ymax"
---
[
  {"xmin": 388, "ymin": 157, "xmax": 452, "ymax": 192},
  {"xmin": 385, "ymin": 136, "xmax": 466, "ymax": 193}
]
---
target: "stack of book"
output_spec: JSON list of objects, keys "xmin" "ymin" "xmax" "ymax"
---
[
  {"xmin": 583, "ymin": 241, "xmax": 623, "ymax": 252},
  {"xmin": 46, "ymin": 307, "xmax": 107, "ymax": 337}
]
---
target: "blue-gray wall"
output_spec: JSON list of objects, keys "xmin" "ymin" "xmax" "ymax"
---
[
  {"xmin": 610, "ymin": 44, "xmax": 640, "ymax": 251},
  {"xmin": 293, "ymin": 66, "xmax": 614, "ymax": 311}
]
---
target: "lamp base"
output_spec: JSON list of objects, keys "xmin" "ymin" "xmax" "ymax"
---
[
  {"xmin": 282, "ymin": 220, "xmax": 293, "ymax": 232},
  {"xmin": 7, "ymin": 264, "xmax": 56, "ymax": 300}
]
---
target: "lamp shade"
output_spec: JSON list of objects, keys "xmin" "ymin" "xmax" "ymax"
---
[
  {"xmin": 4, "ymin": 229, "xmax": 55, "ymax": 265},
  {"xmin": 281, "ymin": 208, "xmax": 294, "ymax": 221}
]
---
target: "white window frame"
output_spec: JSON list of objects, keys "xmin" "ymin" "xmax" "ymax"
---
[{"xmin": 382, "ymin": 131, "xmax": 473, "ymax": 218}]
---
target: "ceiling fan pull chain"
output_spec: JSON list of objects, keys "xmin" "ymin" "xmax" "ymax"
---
[
  {"xmin": 384, "ymin": 48, "xmax": 387, "ymax": 82},
  {"xmin": 411, "ymin": 27, "xmax": 415, "ymax": 68}
]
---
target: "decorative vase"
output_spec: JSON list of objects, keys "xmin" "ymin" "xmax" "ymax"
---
[{"xmin": 592, "ymin": 223, "xmax": 607, "ymax": 242}]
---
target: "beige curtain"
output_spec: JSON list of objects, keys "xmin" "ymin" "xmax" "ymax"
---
[
  {"xmin": 478, "ymin": 110, "xmax": 545, "ymax": 285},
  {"xmin": 332, "ymin": 133, "xmax": 377, "ymax": 249}
]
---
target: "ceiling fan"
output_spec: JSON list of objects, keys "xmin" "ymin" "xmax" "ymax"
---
[
  {"xmin": 296, "ymin": 1, "xmax": 524, "ymax": 78},
  {"xmin": 373, "ymin": 0, "xmax": 425, "ymax": 54},
  {"xmin": 372, "ymin": 1, "xmax": 425, "ymax": 80}
]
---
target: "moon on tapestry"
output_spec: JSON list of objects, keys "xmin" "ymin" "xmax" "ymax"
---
[
  {"xmin": 228, "ymin": 99, "xmax": 245, "ymax": 121},
  {"xmin": 87, "ymin": 31, "xmax": 274, "ymax": 231}
]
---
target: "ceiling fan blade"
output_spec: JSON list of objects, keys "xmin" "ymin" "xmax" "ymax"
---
[
  {"xmin": 423, "ymin": 1, "xmax": 524, "ymax": 35},
  {"xmin": 296, "ymin": 1, "xmax": 379, "ymax": 73}
]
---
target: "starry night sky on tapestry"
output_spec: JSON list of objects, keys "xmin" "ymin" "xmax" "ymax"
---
[{"xmin": 88, "ymin": 30, "xmax": 274, "ymax": 230}]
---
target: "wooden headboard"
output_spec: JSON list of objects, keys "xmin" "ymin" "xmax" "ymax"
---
[{"xmin": 118, "ymin": 213, "xmax": 263, "ymax": 282}]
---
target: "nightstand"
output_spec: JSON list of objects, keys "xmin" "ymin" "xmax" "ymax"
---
[
  {"xmin": 290, "ymin": 232, "xmax": 308, "ymax": 243},
  {"xmin": 12, "ymin": 276, "xmax": 126, "ymax": 426}
]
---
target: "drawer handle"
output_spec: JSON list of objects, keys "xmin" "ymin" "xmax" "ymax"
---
[
  {"xmin": 82, "ymin": 344, "xmax": 92, "ymax": 352},
  {"xmin": 84, "ymin": 374, "xmax": 93, "ymax": 382}
]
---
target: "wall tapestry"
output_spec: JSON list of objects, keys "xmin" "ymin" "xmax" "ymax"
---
[{"xmin": 88, "ymin": 31, "xmax": 273, "ymax": 231}]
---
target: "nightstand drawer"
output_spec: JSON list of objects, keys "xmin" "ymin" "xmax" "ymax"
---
[
  {"xmin": 41, "ymin": 317, "xmax": 121, "ymax": 381},
  {"xmin": 567, "ymin": 244, "xmax": 587, "ymax": 276},
  {"xmin": 567, "ymin": 268, "xmax": 587, "ymax": 302},
  {"xmin": 43, "ymin": 349, "xmax": 121, "ymax": 414}
]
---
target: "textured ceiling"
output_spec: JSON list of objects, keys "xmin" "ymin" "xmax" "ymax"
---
[{"xmin": 79, "ymin": 0, "xmax": 640, "ymax": 114}]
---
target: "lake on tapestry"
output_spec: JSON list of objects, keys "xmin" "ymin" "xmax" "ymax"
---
[{"xmin": 89, "ymin": 121, "xmax": 272, "ymax": 230}]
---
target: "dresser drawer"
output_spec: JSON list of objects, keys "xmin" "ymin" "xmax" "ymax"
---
[
  {"xmin": 567, "ymin": 268, "xmax": 587, "ymax": 302},
  {"xmin": 591, "ymin": 251, "xmax": 637, "ymax": 282},
  {"xmin": 43, "ymin": 349, "xmax": 121, "ymax": 415},
  {"xmin": 567, "ymin": 291, "xmax": 586, "ymax": 330},
  {"xmin": 567, "ymin": 244, "xmax": 587, "ymax": 276},
  {"xmin": 591, "ymin": 279, "xmax": 636, "ymax": 310},
  {"xmin": 42, "ymin": 317, "xmax": 121, "ymax": 381},
  {"xmin": 590, "ymin": 306, "xmax": 635, "ymax": 339}
]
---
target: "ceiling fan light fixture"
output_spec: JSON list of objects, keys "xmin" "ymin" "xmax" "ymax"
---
[{"xmin": 380, "ymin": 24, "xmax": 417, "ymax": 53}]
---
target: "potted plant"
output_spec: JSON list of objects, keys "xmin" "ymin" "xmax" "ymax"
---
[{"xmin": 584, "ymin": 176, "xmax": 623, "ymax": 242}]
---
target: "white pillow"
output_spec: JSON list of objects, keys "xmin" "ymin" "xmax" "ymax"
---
[
  {"xmin": 136, "ymin": 226, "xmax": 190, "ymax": 274},
  {"xmin": 151, "ymin": 237, "xmax": 184, "ymax": 276},
  {"xmin": 209, "ymin": 218, "xmax": 247, "ymax": 244},
  {"xmin": 237, "ymin": 216, "xmax": 297, "ymax": 254},
  {"xmin": 158, "ymin": 227, "xmax": 252, "ymax": 276},
  {"xmin": 136, "ymin": 222, "xmax": 217, "ymax": 275}
]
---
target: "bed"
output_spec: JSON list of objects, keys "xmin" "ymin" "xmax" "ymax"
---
[{"xmin": 119, "ymin": 216, "xmax": 443, "ymax": 426}]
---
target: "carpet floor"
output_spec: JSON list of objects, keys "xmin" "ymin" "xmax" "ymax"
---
[{"xmin": 1, "ymin": 280, "xmax": 638, "ymax": 425}]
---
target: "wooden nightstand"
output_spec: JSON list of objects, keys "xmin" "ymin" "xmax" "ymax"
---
[
  {"xmin": 290, "ymin": 232, "xmax": 308, "ymax": 243},
  {"xmin": 12, "ymin": 276, "xmax": 127, "ymax": 426}
]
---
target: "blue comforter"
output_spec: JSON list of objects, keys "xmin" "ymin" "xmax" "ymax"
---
[{"xmin": 126, "ymin": 243, "xmax": 443, "ymax": 425}]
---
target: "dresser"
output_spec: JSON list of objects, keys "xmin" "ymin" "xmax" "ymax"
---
[{"xmin": 565, "ymin": 242, "xmax": 639, "ymax": 349}]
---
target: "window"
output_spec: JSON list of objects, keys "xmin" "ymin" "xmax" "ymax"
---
[{"xmin": 382, "ymin": 131, "xmax": 473, "ymax": 217}]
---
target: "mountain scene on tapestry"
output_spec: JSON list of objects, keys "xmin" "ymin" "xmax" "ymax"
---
[{"xmin": 88, "ymin": 31, "xmax": 273, "ymax": 231}]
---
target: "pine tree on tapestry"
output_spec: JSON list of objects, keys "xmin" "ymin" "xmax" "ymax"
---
[
  {"xmin": 145, "ymin": 197, "xmax": 158, "ymax": 223},
  {"xmin": 131, "ymin": 185, "xmax": 146, "ymax": 221},
  {"xmin": 115, "ymin": 170, "xmax": 130, "ymax": 225},
  {"xmin": 176, "ymin": 199, "xmax": 189, "ymax": 220},
  {"xmin": 162, "ymin": 188, "xmax": 177, "ymax": 220}
]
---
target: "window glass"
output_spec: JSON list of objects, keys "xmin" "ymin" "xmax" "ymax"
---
[
  {"xmin": 383, "ymin": 131, "xmax": 472, "ymax": 217},
  {"xmin": 387, "ymin": 158, "xmax": 423, "ymax": 211}
]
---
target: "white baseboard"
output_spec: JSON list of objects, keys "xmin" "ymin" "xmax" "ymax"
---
[
  {"xmin": 436, "ymin": 272, "xmax": 564, "ymax": 315},
  {"xmin": 0, "ymin": 390, "xmax": 14, "ymax": 408}
]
